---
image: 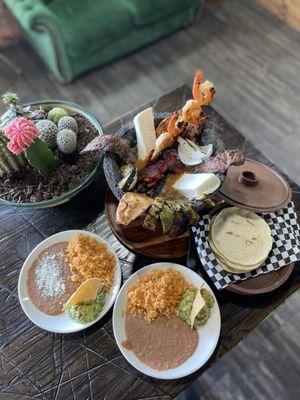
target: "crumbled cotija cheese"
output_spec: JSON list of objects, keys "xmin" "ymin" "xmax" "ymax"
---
[{"xmin": 35, "ymin": 253, "xmax": 66, "ymax": 298}]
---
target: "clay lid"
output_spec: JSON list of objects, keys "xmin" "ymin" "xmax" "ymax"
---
[{"xmin": 218, "ymin": 159, "xmax": 292, "ymax": 212}]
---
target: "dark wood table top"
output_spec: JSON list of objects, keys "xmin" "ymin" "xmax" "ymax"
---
[{"xmin": 0, "ymin": 85, "xmax": 299, "ymax": 400}]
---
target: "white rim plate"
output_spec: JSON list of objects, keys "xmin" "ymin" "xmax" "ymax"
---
[
  {"xmin": 18, "ymin": 230, "xmax": 122, "ymax": 333},
  {"xmin": 112, "ymin": 262, "xmax": 221, "ymax": 379}
]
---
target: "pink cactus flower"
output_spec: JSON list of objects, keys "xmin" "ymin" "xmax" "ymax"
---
[{"xmin": 5, "ymin": 117, "xmax": 39, "ymax": 155}]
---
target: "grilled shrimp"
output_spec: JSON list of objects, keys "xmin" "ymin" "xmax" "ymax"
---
[
  {"xmin": 151, "ymin": 114, "xmax": 181, "ymax": 160},
  {"xmin": 192, "ymin": 70, "xmax": 215, "ymax": 105},
  {"xmin": 152, "ymin": 70, "xmax": 215, "ymax": 158}
]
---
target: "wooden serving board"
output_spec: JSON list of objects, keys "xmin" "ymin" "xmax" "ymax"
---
[
  {"xmin": 105, "ymin": 189, "xmax": 189, "ymax": 258},
  {"xmin": 227, "ymin": 263, "xmax": 295, "ymax": 295}
]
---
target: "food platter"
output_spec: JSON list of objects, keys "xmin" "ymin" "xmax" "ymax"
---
[
  {"xmin": 18, "ymin": 230, "xmax": 122, "ymax": 333},
  {"xmin": 96, "ymin": 71, "xmax": 245, "ymax": 258},
  {"xmin": 112, "ymin": 263, "xmax": 221, "ymax": 379},
  {"xmin": 85, "ymin": 71, "xmax": 246, "ymax": 245},
  {"xmin": 105, "ymin": 189, "xmax": 190, "ymax": 258}
]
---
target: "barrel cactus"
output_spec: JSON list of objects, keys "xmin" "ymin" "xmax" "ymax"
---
[
  {"xmin": 58, "ymin": 116, "xmax": 78, "ymax": 134},
  {"xmin": 57, "ymin": 129, "xmax": 77, "ymax": 154},
  {"xmin": 48, "ymin": 107, "xmax": 68, "ymax": 124},
  {"xmin": 36, "ymin": 120, "xmax": 58, "ymax": 148},
  {"xmin": 0, "ymin": 132, "xmax": 25, "ymax": 176}
]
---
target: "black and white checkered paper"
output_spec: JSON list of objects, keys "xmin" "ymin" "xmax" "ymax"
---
[{"xmin": 191, "ymin": 202, "xmax": 300, "ymax": 290}]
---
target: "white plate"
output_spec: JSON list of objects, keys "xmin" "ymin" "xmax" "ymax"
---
[
  {"xmin": 18, "ymin": 230, "xmax": 122, "ymax": 333},
  {"xmin": 113, "ymin": 262, "xmax": 221, "ymax": 379}
]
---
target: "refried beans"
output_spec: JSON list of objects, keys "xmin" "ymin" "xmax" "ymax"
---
[
  {"xmin": 27, "ymin": 242, "xmax": 79, "ymax": 315},
  {"xmin": 122, "ymin": 314, "xmax": 199, "ymax": 371}
]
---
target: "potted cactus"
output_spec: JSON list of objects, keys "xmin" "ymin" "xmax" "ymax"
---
[{"xmin": 0, "ymin": 93, "xmax": 103, "ymax": 207}]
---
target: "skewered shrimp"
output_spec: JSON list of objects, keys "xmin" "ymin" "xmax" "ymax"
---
[
  {"xmin": 151, "ymin": 114, "xmax": 180, "ymax": 160},
  {"xmin": 192, "ymin": 70, "xmax": 215, "ymax": 105},
  {"xmin": 155, "ymin": 70, "xmax": 215, "ymax": 140}
]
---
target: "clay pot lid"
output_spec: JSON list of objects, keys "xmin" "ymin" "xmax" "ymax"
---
[{"xmin": 218, "ymin": 159, "xmax": 292, "ymax": 212}]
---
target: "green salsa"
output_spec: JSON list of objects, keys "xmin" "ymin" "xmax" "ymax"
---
[
  {"xmin": 177, "ymin": 288, "xmax": 214, "ymax": 327},
  {"xmin": 65, "ymin": 284, "xmax": 106, "ymax": 324}
]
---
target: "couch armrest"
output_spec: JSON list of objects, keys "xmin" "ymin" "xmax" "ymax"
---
[
  {"xmin": 4, "ymin": 0, "xmax": 54, "ymax": 32},
  {"xmin": 3, "ymin": 0, "xmax": 72, "ymax": 82}
]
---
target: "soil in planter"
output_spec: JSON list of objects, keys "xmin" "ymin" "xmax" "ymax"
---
[{"xmin": 0, "ymin": 114, "xmax": 100, "ymax": 203}]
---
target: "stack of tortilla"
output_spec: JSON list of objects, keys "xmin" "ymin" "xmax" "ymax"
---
[{"xmin": 209, "ymin": 207, "xmax": 272, "ymax": 273}]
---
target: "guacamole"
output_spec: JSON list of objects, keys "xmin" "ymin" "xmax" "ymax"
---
[
  {"xmin": 177, "ymin": 288, "xmax": 214, "ymax": 327},
  {"xmin": 65, "ymin": 284, "xmax": 106, "ymax": 324}
]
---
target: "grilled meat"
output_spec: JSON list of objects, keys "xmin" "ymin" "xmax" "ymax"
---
[
  {"xmin": 162, "ymin": 149, "xmax": 185, "ymax": 174},
  {"xmin": 138, "ymin": 160, "xmax": 167, "ymax": 188},
  {"xmin": 138, "ymin": 149, "xmax": 185, "ymax": 188},
  {"xmin": 80, "ymin": 134, "xmax": 137, "ymax": 164},
  {"xmin": 192, "ymin": 149, "xmax": 245, "ymax": 173}
]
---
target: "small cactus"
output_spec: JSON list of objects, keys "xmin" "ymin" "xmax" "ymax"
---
[
  {"xmin": 0, "ymin": 132, "xmax": 25, "ymax": 176},
  {"xmin": 57, "ymin": 129, "xmax": 77, "ymax": 154},
  {"xmin": 5, "ymin": 117, "xmax": 39, "ymax": 155},
  {"xmin": 36, "ymin": 120, "xmax": 58, "ymax": 148},
  {"xmin": 48, "ymin": 107, "xmax": 68, "ymax": 124},
  {"xmin": 4, "ymin": 118, "xmax": 58, "ymax": 178},
  {"xmin": 58, "ymin": 116, "xmax": 78, "ymax": 134},
  {"xmin": 2, "ymin": 92, "xmax": 19, "ymax": 108}
]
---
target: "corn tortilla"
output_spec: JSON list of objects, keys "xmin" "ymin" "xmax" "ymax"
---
[{"xmin": 210, "ymin": 207, "xmax": 272, "ymax": 267}]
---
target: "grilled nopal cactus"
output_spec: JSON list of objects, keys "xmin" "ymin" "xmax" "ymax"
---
[{"xmin": 0, "ymin": 131, "xmax": 25, "ymax": 177}]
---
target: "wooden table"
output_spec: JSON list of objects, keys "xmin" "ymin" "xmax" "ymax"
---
[{"xmin": 0, "ymin": 86, "xmax": 299, "ymax": 400}]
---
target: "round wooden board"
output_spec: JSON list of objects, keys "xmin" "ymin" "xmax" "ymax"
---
[
  {"xmin": 226, "ymin": 263, "xmax": 295, "ymax": 295},
  {"xmin": 105, "ymin": 190, "xmax": 189, "ymax": 259}
]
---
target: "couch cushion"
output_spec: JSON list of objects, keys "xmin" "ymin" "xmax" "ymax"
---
[
  {"xmin": 123, "ymin": 0, "xmax": 195, "ymax": 26},
  {"xmin": 48, "ymin": 0, "xmax": 134, "ymax": 58}
]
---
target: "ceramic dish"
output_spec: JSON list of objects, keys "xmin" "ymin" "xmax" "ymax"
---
[
  {"xmin": 0, "ymin": 101, "xmax": 103, "ymax": 208},
  {"xmin": 113, "ymin": 262, "xmax": 221, "ymax": 379},
  {"xmin": 103, "ymin": 112, "xmax": 225, "ymax": 200},
  {"xmin": 18, "ymin": 230, "xmax": 122, "ymax": 333}
]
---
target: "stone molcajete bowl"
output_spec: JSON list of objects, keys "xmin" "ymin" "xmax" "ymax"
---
[
  {"xmin": 103, "ymin": 112, "xmax": 226, "ymax": 200},
  {"xmin": 0, "ymin": 100, "xmax": 103, "ymax": 209}
]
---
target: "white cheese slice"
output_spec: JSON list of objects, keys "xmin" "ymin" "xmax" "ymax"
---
[
  {"xmin": 190, "ymin": 286, "xmax": 205, "ymax": 328},
  {"xmin": 134, "ymin": 107, "xmax": 156, "ymax": 162},
  {"xmin": 172, "ymin": 173, "xmax": 221, "ymax": 199}
]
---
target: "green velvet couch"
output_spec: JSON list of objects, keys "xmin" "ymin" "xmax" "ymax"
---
[{"xmin": 4, "ymin": 0, "xmax": 203, "ymax": 83}]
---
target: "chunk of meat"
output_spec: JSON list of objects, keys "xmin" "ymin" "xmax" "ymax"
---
[
  {"xmin": 116, "ymin": 193, "xmax": 153, "ymax": 226},
  {"xmin": 162, "ymin": 149, "xmax": 185, "ymax": 174},
  {"xmin": 138, "ymin": 160, "xmax": 168, "ymax": 188},
  {"xmin": 192, "ymin": 149, "xmax": 245, "ymax": 173},
  {"xmin": 80, "ymin": 135, "xmax": 137, "ymax": 164},
  {"xmin": 138, "ymin": 149, "xmax": 185, "ymax": 188}
]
